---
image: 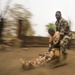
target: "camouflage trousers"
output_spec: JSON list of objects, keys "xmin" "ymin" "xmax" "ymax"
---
[{"xmin": 60, "ymin": 35, "xmax": 71, "ymax": 52}]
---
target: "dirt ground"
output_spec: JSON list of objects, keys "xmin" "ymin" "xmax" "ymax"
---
[{"xmin": 0, "ymin": 47, "xmax": 75, "ymax": 75}]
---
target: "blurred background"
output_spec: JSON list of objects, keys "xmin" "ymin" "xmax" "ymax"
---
[
  {"xmin": 0, "ymin": 0, "xmax": 75, "ymax": 48},
  {"xmin": 0, "ymin": 1, "xmax": 75, "ymax": 75}
]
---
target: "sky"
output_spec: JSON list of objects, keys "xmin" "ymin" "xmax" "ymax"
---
[{"xmin": 1, "ymin": 0, "xmax": 75, "ymax": 36}]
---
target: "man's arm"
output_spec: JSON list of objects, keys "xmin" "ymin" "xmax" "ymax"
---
[
  {"xmin": 53, "ymin": 31, "xmax": 60, "ymax": 44},
  {"xmin": 60, "ymin": 20, "xmax": 69, "ymax": 35},
  {"xmin": 60, "ymin": 20, "xmax": 69, "ymax": 39},
  {"xmin": 48, "ymin": 42, "xmax": 53, "ymax": 52},
  {"xmin": 48, "ymin": 36, "xmax": 53, "ymax": 52}
]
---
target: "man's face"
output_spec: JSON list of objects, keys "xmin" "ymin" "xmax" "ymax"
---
[{"xmin": 55, "ymin": 12, "xmax": 61, "ymax": 20}]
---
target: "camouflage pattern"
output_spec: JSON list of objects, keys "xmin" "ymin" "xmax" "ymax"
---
[
  {"xmin": 20, "ymin": 49, "xmax": 60, "ymax": 70},
  {"xmin": 55, "ymin": 18, "xmax": 69, "ymax": 35},
  {"xmin": 48, "ymin": 31, "xmax": 60, "ymax": 52},
  {"xmin": 55, "ymin": 18, "xmax": 72, "ymax": 52},
  {"xmin": 60, "ymin": 35, "xmax": 70, "ymax": 47},
  {"xmin": 49, "ymin": 31, "xmax": 60, "ymax": 46}
]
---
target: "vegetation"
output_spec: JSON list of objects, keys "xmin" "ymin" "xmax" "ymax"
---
[
  {"xmin": 3, "ymin": 4, "xmax": 34, "ymax": 38},
  {"xmin": 46, "ymin": 23, "xmax": 56, "ymax": 31}
]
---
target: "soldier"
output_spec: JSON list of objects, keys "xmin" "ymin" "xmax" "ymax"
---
[
  {"xmin": 55, "ymin": 11, "xmax": 72, "ymax": 56},
  {"xmin": 48, "ymin": 28, "xmax": 60, "ymax": 52}
]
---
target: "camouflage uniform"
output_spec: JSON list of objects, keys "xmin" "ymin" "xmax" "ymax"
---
[
  {"xmin": 55, "ymin": 18, "xmax": 72, "ymax": 53},
  {"xmin": 48, "ymin": 31, "xmax": 60, "ymax": 52}
]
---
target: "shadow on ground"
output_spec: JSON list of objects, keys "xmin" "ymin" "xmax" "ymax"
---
[{"xmin": 0, "ymin": 47, "xmax": 75, "ymax": 75}]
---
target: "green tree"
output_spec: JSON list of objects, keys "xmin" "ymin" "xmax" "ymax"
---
[
  {"xmin": 21, "ymin": 19, "xmax": 35, "ymax": 36},
  {"xmin": 46, "ymin": 23, "xmax": 56, "ymax": 30},
  {"xmin": 3, "ymin": 4, "xmax": 34, "ymax": 38}
]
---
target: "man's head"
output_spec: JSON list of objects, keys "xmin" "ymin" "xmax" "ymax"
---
[
  {"xmin": 48, "ymin": 28, "xmax": 55, "ymax": 36},
  {"xmin": 55, "ymin": 11, "xmax": 61, "ymax": 20}
]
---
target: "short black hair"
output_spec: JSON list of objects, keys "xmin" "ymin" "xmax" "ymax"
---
[
  {"xmin": 48, "ymin": 28, "xmax": 55, "ymax": 36},
  {"xmin": 56, "ymin": 11, "xmax": 61, "ymax": 15}
]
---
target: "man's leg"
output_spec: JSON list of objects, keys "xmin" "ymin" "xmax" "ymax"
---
[
  {"xmin": 60, "ymin": 36, "xmax": 70, "ymax": 59},
  {"xmin": 60, "ymin": 36, "xmax": 70, "ymax": 53},
  {"xmin": 61, "ymin": 45, "xmax": 67, "ymax": 55}
]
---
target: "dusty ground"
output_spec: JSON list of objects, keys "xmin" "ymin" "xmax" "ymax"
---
[{"xmin": 0, "ymin": 47, "xmax": 75, "ymax": 75}]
